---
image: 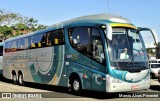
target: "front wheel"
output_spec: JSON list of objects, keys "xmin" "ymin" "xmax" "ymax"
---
[{"xmin": 70, "ymin": 77, "xmax": 82, "ymax": 95}]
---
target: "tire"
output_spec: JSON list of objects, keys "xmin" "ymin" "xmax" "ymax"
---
[
  {"xmin": 18, "ymin": 74, "xmax": 24, "ymax": 86},
  {"xmin": 12, "ymin": 74, "xmax": 17, "ymax": 84},
  {"xmin": 71, "ymin": 77, "xmax": 82, "ymax": 95}
]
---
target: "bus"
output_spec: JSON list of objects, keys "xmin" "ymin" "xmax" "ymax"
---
[
  {"xmin": 0, "ymin": 42, "xmax": 3, "ymax": 74},
  {"xmin": 3, "ymin": 14, "xmax": 150, "ymax": 94}
]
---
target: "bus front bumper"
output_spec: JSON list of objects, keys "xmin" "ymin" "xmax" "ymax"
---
[{"xmin": 106, "ymin": 75, "xmax": 150, "ymax": 92}]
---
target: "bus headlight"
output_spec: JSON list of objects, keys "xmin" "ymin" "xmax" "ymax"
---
[{"xmin": 107, "ymin": 75, "xmax": 122, "ymax": 83}]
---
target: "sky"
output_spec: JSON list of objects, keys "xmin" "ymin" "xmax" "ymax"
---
[{"xmin": 0, "ymin": 0, "xmax": 160, "ymax": 45}]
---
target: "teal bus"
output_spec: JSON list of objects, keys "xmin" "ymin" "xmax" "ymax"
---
[{"xmin": 3, "ymin": 14, "xmax": 150, "ymax": 94}]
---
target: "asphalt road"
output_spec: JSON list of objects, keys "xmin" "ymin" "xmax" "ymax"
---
[{"xmin": 0, "ymin": 75, "xmax": 159, "ymax": 101}]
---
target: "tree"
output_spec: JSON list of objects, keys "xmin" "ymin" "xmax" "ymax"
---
[
  {"xmin": 0, "ymin": 26, "xmax": 12, "ymax": 39},
  {"xmin": 0, "ymin": 9, "xmax": 48, "ymax": 39},
  {"xmin": 15, "ymin": 23, "xmax": 29, "ymax": 30},
  {"xmin": 157, "ymin": 42, "xmax": 160, "ymax": 47},
  {"xmin": 0, "ymin": 9, "xmax": 19, "ymax": 26}
]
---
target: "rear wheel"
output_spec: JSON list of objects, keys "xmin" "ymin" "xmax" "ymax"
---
[{"xmin": 18, "ymin": 74, "xmax": 24, "ymax": 86}]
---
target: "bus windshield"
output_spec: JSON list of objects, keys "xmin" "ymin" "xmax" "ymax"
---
[{"xmin": 107, "ymin": 27, "xmax": 148, "ymax": 70}]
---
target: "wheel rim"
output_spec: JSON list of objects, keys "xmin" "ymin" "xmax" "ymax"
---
[
  {"xmin": 13, "ymin": 75, "xmax": 16, "ymax": 82},
  {"xmin": 73, "ymin": 80, "xmax": 79, "ymax": 91},
  {"xmin": 19, "ymin": 75, "xmax": 23, "ymax": 84}
]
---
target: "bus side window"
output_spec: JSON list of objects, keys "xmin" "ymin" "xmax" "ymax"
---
[
  {"xmin": 5, "ymin": 42, "xmax": 11, "ymax": 53},
  {"xmin": 11, "ymin": 40, "xmax": 18, "ymax": 52},
  {"xmin": 46, "ymin": 29, "xmax": 64, "ymax": 46},
  {"xmin": 31, "ymin": 33, "xmax": 46, "ymax": 49},
  {"xmin": 41, "ymin": 34, "xmax": 46, "ymax": 47},
  {"xmin": 69, "ymin": 27, "xmax": 105, "ymax": 65},
  {"xmin": 18, "ymin": 38, "xmax": 25, "ymax": 51},
  {"xmin": 91, "ymin": 28, "xmax": 105, "ymax": 64},
  {"xmin": 69, "ymin": 27, "xmax": 91, "ymax": 54},
  {"xmin": 25, "ymin": 37, "xmax": 30, "ymax": 49}
]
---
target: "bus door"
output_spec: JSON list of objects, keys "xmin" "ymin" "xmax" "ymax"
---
[
  {"xmin": 68, "ymin": 27, "xmax": 93, "ymax": 90},
  {"xmin": 90, "ymin": 27, "xmax": 106, "ymax": 91},
  {"xmin": 68, "ymin": 26, "xmax": 106, "ymax": 91}
]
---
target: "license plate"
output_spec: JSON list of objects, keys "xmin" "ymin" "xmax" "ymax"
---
[{"xmin": 131, "ymin": 85, "xmax": 139, "ymax": 90}]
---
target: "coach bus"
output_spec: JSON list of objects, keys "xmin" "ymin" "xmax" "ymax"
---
[
  {"xmin": 0, "ymin": 42, "xmax": 3, "ymax": 74},
  {"xmin": 3, "ymin": 14, "xmax": 150, "ymax": 94}
]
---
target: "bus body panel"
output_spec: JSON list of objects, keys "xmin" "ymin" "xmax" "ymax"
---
[{"xmin": 3, "ymin": 45, "xmax": 65, "ymax": 85}]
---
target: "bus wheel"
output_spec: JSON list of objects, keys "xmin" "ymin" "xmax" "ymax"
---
[
  {"xmin": 71, "ymin": 77, "xmax": 82, "ymax": 95},
  {"xmin": 18, "ymin": 74, "xmax": 24, "ymax": 86},
  {"xmin": 12, "ymin": 74, "xmax": 17, "ymax": 84}
]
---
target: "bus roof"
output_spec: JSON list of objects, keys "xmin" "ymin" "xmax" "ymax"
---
[{"xmin": 5, "ymin": 13, "xmax": 133, "ymax": 42}]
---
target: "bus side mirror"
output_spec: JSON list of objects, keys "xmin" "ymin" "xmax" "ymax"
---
[{"xmin": 106, "ymin": 24, "xmax": 112, "ymax": 40}]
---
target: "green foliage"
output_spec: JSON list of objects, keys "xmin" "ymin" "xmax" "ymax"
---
[
  {"xmin": 157, "ymin": 42, "xmax": 160, "ymax": 47},
  {"xmin": 0, "ymin": 26, "xmax": 12, "ymax": 38},
  {"xmin": 15, "ymin": 23, "xmax": 29, "ymax": 30},
  {"xmin": 146, "ymin": 48, "xmax": 156, "ymax": 57},
  {"xmin": 0, "ymin": 9, "xmax": 48, "ymax": 40}
]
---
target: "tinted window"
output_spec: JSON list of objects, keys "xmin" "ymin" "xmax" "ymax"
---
[
  {"xmin": 25, "ymin": 37, "xmax": 30, "ymax": 49},
  {"xmin": 31, "ymin": 34, "xmax": 46, "ymax": 49},
  {"xmin": 11, "ymin": 40, "xmax": 18, "ymax": 52},
  {"xmin": 69, "ymin": 27, "xmax": 90, "ymax": 45},
  {"xmin": 69, "ymin": 27, "xmax": 105, "ymax": 65},
  {"xmin": 92, "ymin": 28, "xmax": 105, "ymax": 64},
  {"xmin": 46, "ymin": 29, "xmax": 64, "ymax": 46},
  {"xmin": 18, "ymin": 38, "xmax": 25, "ymax": 51}
]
